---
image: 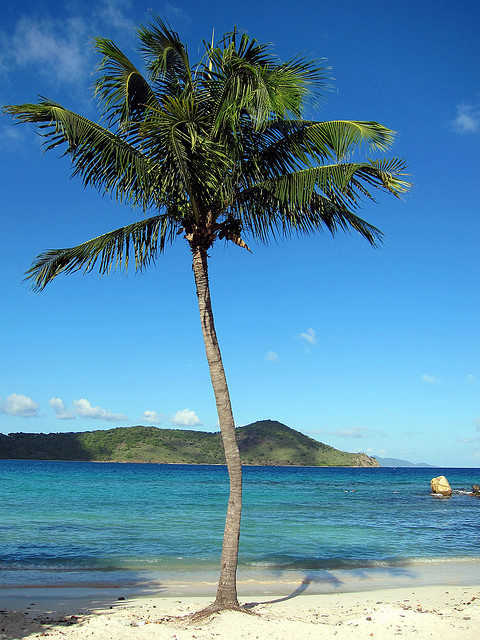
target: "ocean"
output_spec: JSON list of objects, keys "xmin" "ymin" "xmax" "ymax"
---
[{"xmin": 1, "ymin": 461, "xmax": 479, "ymax": 595}]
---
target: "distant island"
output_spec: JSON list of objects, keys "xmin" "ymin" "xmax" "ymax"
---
[
  {"xmin": 373, "ymin": 455, "xmax": 435, "ymax": 468},
  {"xmin": 0, "ymin": 420, "xmax": 379, "ymax": 467}
]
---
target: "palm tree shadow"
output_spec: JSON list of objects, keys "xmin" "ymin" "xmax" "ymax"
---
[
  {"xmin": 243, "ymin": 571, "xmax": 343, "ymax": 608},
  {"xmin": 242, "ymin": 562, "xmax": 419, "ymax": 609},
  {"xmin": 0, "ymin": 584, "xmax": 165, "ymax": 640}
]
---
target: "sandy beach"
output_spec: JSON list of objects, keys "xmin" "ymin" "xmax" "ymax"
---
[{"xmin": 2, "ymin": 581, "xmax": 479, "ymax": 640}]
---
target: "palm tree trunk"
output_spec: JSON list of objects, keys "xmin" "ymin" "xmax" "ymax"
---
[{"xmin": 191, "ymin": 245, "xmax": 242, "ymax": 610}]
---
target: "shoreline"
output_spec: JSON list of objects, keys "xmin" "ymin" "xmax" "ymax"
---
[
  {"xmin": 3, "ymin": 558, "xmax": 480, "ymax": 609},
  {"xmin": 3, "ymin": 556, "xmax": 480, "ymax": 596}
]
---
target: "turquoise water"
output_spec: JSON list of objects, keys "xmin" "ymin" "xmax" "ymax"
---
[{"xmin": 1, "ymin": 461, "xmax": 479, "ymax": 590}]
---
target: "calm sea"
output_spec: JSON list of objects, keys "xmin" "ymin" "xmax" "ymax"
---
[{"xmin": 1, "ymin": 461, "xmax": 479, "ymax": 593}]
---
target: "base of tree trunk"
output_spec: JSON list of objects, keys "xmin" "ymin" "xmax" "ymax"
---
[{"xmin": 186, "ymin": 601, "xmax": 259, "ymax": 622}]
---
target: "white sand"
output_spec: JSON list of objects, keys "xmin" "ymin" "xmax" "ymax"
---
[{"xmin": 1, "ymin": 584, "xmax": 479, "ymax": 640}]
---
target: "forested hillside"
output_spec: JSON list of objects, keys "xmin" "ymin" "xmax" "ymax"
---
[{"xmin": 0, "ymin": 420, "xmax": 379, "ymax": 467}]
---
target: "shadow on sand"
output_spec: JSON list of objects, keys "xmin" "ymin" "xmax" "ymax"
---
[
  {"xmin": 243, "ymin": 563, "xmax": 417, "ymax": 608},
  {"xmin": 0, "ymin": 582, "xmax": 165, "ymax": 640}
]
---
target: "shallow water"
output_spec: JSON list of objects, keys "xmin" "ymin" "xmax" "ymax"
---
[{"xmin": 1, "ymin": 460, "xmax": 479, "ymax": 589}]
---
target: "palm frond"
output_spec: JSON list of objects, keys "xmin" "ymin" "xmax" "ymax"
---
[
  {"xmin": 137, "ymin": 16, "xmax": 192, "ymax": 94},
  {"xmin": 359, "ymin": 158, "xmax": 412, "ymax": 196},
  {"xmin": 255, "ymin": 120, "xmax": 397, "ymax": 174},
  {"xmin": 236, "ymin": 188, "xmax": 384, "ymax": 246},
  {"xmin": 232, "ymin": 156, "xmax": 409, "ymax": 245},
  {"xmin": 139, "ymin": 96, "xmax": 232, "ymax": 218},
  {"xmin": 251, "ymin": 156, "xmax": 409, "ymax": 209},
  {"xmin": 4, "ymin": 100, "xmax": 161, "ymax": 210},
  {"xmin": 25, "ymin": 215, "xmax": 177, "ymax": 291},
  {"xmin": 202, "ymin": 31, "xmax": 329, "ymax": 138},
  {"xmin": 94, "ymin": 38, "xmax": 159, "ymax": 130}
]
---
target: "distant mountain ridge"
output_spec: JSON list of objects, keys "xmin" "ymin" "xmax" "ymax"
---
[
  {"xmin": 0, "ymin": 420, "xmax": 379, "ymax": 467},
  {"xmin": 373, "ymin": 455, "xmax": 435, "ymax": 468}
]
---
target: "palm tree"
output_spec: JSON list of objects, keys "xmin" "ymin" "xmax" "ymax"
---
[{"xmin": 4, "ymin": 18, "xmax": 410, "ymax": 613}]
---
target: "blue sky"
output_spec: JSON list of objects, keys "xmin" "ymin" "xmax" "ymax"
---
[{"xmin": 0, "ymin": 0, "xmax": 479, "ymax": 467}]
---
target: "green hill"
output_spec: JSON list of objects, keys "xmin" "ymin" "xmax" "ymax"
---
[{"xmin": 0, "ymin": 420, "xmax": 379, "ymax": 467}]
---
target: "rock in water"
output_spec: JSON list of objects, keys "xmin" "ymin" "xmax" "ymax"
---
[
  {"xmin": 431, "ymin": 475, "xmax": 452, "ymax": 496},
  {"xmin": 472, "ymin": 484, "xmax": 480, "ymax": 496}
]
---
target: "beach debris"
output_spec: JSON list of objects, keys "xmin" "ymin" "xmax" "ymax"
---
[{"xmin": 430, "ymin": 475, "xmax": 452, "ymax": 496}]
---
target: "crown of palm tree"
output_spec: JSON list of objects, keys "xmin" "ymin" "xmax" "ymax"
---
[{"xmin": 5, "ymin": 18, "xmax": 409, "ymax": 291}]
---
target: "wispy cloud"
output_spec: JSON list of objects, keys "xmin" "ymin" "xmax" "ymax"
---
[
  {"xmin": 142, "ymin": 410, "xmax": 163, "ymax": 425},
  {"xmin": 451, "ymin": 102, "xmax": 480, "ymax": 134},
  {"xmin": 49, "ymin": 397, "xmax": 75, "ymax": 420},
  {"xmin": 97, "ymin": 0, "xmax": 133, "ymax": 31},
  {"xmin": 336, "ymin": 427, "xmax": 370, "ymax": 439},
  {"xmin": 334, "ymin": 426, "xmax": 369, "ymax": 439},
  {"xmin": 265, "ymin": 350, "xmax": 279, "ymax": 362},
  {"xmin": 2, "ymin": 16, "xmax": 91, "ymax": 84},
  {"xmin": 0, "ymin": 123, "xmax": 26, "ymax": 144},
  {"xmin": 72, "ymin": 398, "xmax": 127, "ymax": 421},
  {"xmin": 0, "ymin": 393, "xmax": 39, "ymax": 418},
  {"xmin": 367, "ymin": 447, "xmax": 387, "ymax": 456},
  {"xmin": 163, "ymin": 3, "xmax": 193, "ymax": 27},
  {"xmin": 312, "ymin": 426, "xmax": 371, "ymax": 439},
  {"xmin": 467, "ymin": 374, "xmax": 478, "ymax": 384},
  {"xmin": 421, "ymin": 374, "xmax": 439, "ymax": 384},
  {"xmin": 299, "ymin": 327, "xmax": 316, "ymax": 346},
  {"xmin": 170, "ymin": 409, "xmax": 202, "ymax": 427},
  {"xmin": 0, "ymin": 0, "xmax": 134, "ymax": 87},
  {"xmin": 457, "ymin": 435, "xmax": 479, "ymax": 444}
]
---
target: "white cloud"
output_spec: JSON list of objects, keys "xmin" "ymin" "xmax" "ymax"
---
[
  {"xmin": 3, "ymin": 16, "xmax": 90, "ymax": 84},
  {"xmin": 49, "ymin": 397, "xmax": 75, "ymax": 420},
  {"xmin": 334, "ymin": 427, "xmax": 369, "ymax": 439},
  {"xmin": 164, "ymin": 3, "xmax": 193, "ymax": 26},
  {"xmin": 171, "ymin": 409, "xmax": 202, "ymax": 427},
  {"xmin": 265, "ymin": 350, "xmax": 279, "ymax": 362},
  {"xmin": 312, "ymin": 426, "xmax": 370, "ymax": 439},
  {"xmin": 299, "ymin": 327, "xmax": 316, "ymax": 345},
  {"xmin": 73, "ymin": 398, "xmax": 127, "ymax": 421},
  {"xmin": 451, "ymin": 103, "xmax": 480, "ymax": 134},
  {"xmin": 421, "ymin": 374, "xmax": 438, "ymax": 384},
  {"xmin": 143, "ymin": 410, "xmax": 163, "ymax": 425},
  {"xmin": 0, "ymin": 0, "xmax": 136, "ymax": 86},
  {"xmin": 367, "ymin": 447, "xmax": 387, "ymax": 456},
  {"xmin": 0, "ymin": 124, "xmax": 25, "ymax": 145},
  {"xmin": 0, "ymin": 393, "xmax": 39, "ymax": 418},
  {"xmin": 97, "ymin": 0, "xmax": 133, "ymax": 31},
  {"xmin": 336, "ymin": 427, "xmax": 370, "ymax": 439}
]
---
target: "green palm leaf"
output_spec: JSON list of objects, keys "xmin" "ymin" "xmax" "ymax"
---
[
  {"xmin": 94, "ymin": 38, "xmax": 160, "ymax": 130},
  {"xmin": 137, "ymin": 17, "xmax": 192, "ymax": 93},
  {"xmin": 255, "ymin": 120, "xmax": 398, "ymax": 174},
  {"xmin": 4, "ymin": 100, "xmax": 161, "ymax": 209},
  {"xmin": 25, "ymin": 215, "xmax": 177, "ymax": 291},
  {"xmin": 246, "ymin": 157, "xmax": 408, "ymax": 211}
]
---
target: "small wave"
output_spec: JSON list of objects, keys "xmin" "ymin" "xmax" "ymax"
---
[{"xmin": 241, "ymin": 554, "xmax": 480, "ymax": 572}]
